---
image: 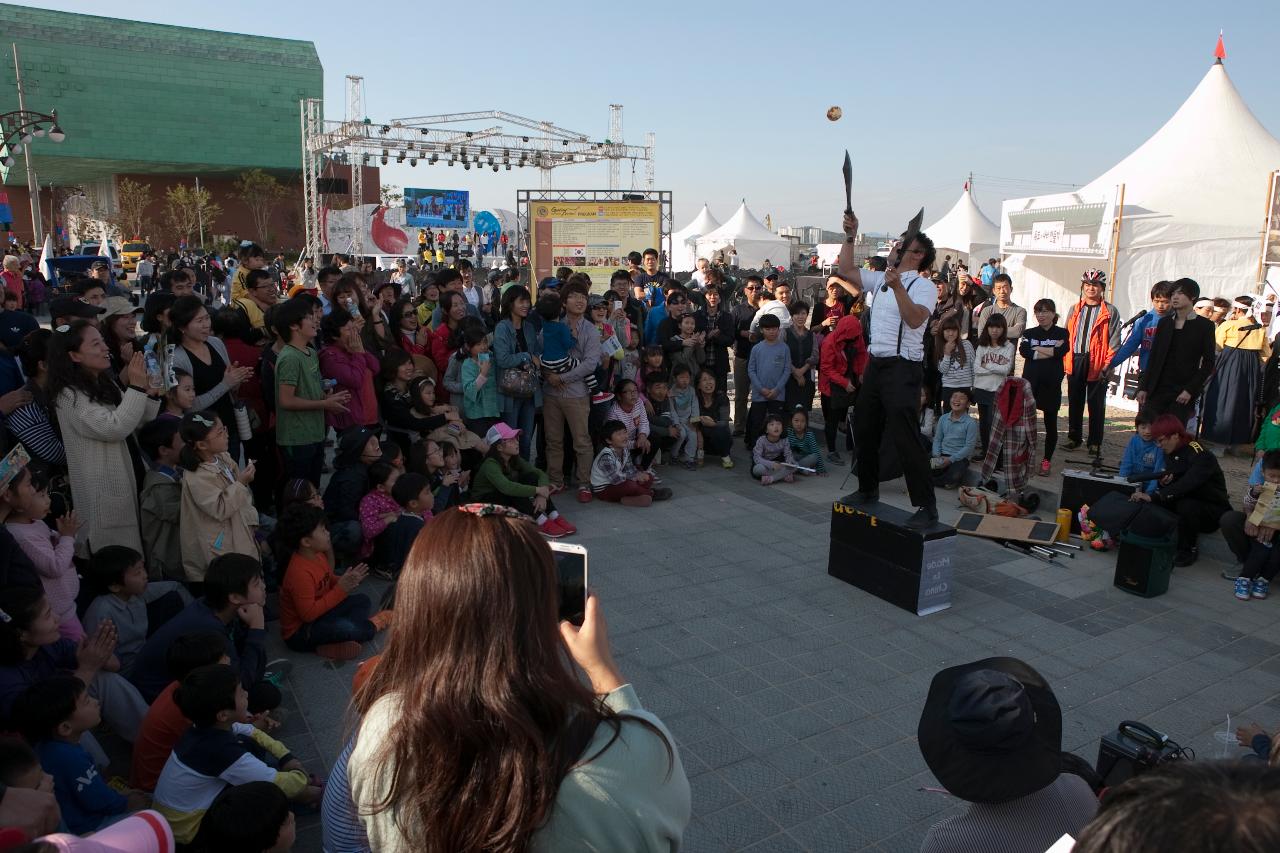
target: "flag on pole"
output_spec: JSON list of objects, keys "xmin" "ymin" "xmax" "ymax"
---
[
  {"xmin": 97, "ymin": 232, "xmax": 110, "ymax": 257},
  {"xmin": 1215, "ymin": 30, "xmax": 1226, "ymax": 61},
  {"xmin": 35, "ymin": 232, "xmax": 52, "ymax": 280},
  {"xmin": 964, "ymin": 181, "xmax": 970, "ymax": 192}
]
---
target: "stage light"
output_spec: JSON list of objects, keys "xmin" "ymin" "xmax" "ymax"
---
[
  {"xmin": 380, "ymin": 125, "xmax": 390, "ymax": 134},
  {"xmin": 380, "ymin": 155, "xmax": 388, "ymax": 165},
  {"xmin": 505, "ymin": 163, "xmax": 511, "ymax": 171},
  {"xmin": 561, "ymin": 139, "xmax": 568, "ymax": 146},
  {"xmin": 419, "ymin": 128, "xmax": 430, "ymax": 135},
  {"xmin": 522, "ymin": 136, "xmax": 529, "ymax": 142},
  {"xmin": 464, "ymin": 162, "xmax": 471, "ymax": 170},
  {"xmin": 444, "ymin": 144, "xmax": 451, "ymax": 153},
  {"xmin": 479, "ymin": 146, "xmax": 486, "ymax": 155},
  {"xmin": 48, "ymin": 124, "xmax": 65, "ymax": 143},
  {"xmin": 410, "ymin": 158, "xmax": 417, "ymax": 166},
  {"xmin": 465, "ymin": 131, "xmax": 473, "ymax": 138}
]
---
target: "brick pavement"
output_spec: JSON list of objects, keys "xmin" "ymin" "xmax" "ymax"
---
[{"xmin": 277, "ymin": 446, "xmax": 1280, "ymax": 852}]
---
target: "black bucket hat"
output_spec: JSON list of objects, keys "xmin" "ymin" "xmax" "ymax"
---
[{"xmin": 917, "ymin": 657, "xmax": 1062, "ymax": 804}]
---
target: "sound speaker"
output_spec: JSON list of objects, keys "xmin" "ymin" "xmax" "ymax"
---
[
  {"xmin": 1096, "ymin": 722, "xmax": 1182, "ymax": 788},
  {"xmin": 317, "ymin": 177, "xmax": 350, "ymax": 194},
  {"xmin": 1113, "ymin": 532, "xmax": 1176, "ymax": 598}
]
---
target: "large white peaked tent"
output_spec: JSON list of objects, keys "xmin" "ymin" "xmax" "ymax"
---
[
  {"xmin": 924, "ymin": 183, "xmax": 1000, "ymax": 266},
  {"xmin": 1005, "ymin": 54, "xmax": 1280, "ymax": 320},
  {"xmin": 670, "ymin": 204, "xmax": 721, "ymax": 272},
  {"xmin": 695, "ymin": 202, "xmax": 790, "ymax": 269}
]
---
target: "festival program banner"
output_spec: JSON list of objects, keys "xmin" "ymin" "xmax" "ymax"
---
[
  {"xmin": 1262, "ymin": 172, "xmax": 1280, "ymax": 267},
  {"xmin": 529, "ymin": 201, "xmax": 661, "ymax": 291}
]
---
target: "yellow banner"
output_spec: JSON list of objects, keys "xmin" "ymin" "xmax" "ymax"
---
[{"xmin": 530, "ymin": 200, "xmax": 660, "ymax": 292}]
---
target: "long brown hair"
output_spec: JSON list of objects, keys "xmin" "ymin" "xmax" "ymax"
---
[
  {"xmin": 933, "ymin": 317, "xmax": 966, "ymax": 368},
  {"xmin": 350, "ymin": 509, "xmax": 666, "ymax": 851}
]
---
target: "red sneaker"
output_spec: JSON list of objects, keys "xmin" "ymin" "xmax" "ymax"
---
[
  {"xmin": 577, "ymin": 487, "xmax": 593, "ymax": 504},
  {"xmin": 538, "ymin": 519, "xmax": 566, "ymax": 539},
  {"xmin": 552, "ymin": 516, "xmax": 577, "ymax": 535}
]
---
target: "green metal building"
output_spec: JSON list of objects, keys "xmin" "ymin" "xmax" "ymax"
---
[{"xmin": 0, "ymin": 3, "xmax": 323, "ymax": 185}]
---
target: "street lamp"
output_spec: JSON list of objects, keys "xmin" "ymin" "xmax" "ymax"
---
[{"xmin": 1, "ymin": 109, "xmax": 66, "ymax": 168}]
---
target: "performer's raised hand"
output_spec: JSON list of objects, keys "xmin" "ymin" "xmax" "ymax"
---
[
  {"xmin": 842, "ymin": 211, "xmax": 858, "ymax": 238},
  {"xmin": 883, "ymin": 268, "xmax": 903, "ymax": 291}
]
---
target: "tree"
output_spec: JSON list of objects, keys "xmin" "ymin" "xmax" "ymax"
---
[
  {"xmin": 232, "ymin": 169, "xmax": 289, "ymax": 245},
  {"xmin": 163, "ymin": 184, "xmax": 221, "ymax": 247},
  {"xmin": 114, "ymin": 178, "xmax": 153, "ymax": 240},
  {"xmin": 380, "ymin": 183, "xmax": 403, "ymax": 206}
]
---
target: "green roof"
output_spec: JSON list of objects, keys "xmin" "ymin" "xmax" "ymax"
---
[{"xmin": 0, "ymin": 4, "xmax": 323, "ymax": 185}]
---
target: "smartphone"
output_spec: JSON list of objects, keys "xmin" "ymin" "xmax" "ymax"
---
[
  {"xmin": 613, "ymin": 300, "xmax": 623, "ymax": 311},
  {"xmin": 549, "ymin": 541, "xmax": 588, "ymax": 626}
]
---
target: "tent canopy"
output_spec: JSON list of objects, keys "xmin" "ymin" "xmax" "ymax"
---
[
  {"xmin": 695, "ymin": 202, "xmax": 790, "ymax": 269},
  {"xmin": 1005, "ymin": 57, "xmax": 1280, "ymax": 320},
  {"xmin": 670, "ymin": 204, "xmax": 721, "ymax": 272},
  {"xmin": 924, "ymin": 184, "xmax": 999, "ymax": 265}
]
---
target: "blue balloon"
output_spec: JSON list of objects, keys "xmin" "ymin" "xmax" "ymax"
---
[{"xmin": 472, "ymin": 210, "xmax": 501, "ymax": 237}]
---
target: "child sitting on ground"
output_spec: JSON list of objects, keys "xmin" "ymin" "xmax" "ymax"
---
[
  {"xmin": 358, "ymin": 461, "xmax": 401, "ymax": 568},
  {"xmin": 1118, "ymin": 410, "xmax": 1164, "ymax": 495},
  {"xmin": 411, "ymin": 376, "xmax": 484, "ymax": 453},
  {"xmin": 642, "ymin": 373, "xmax": 680, "ymax": 469},
  {"xmin": 139, "ymin": 418, "xmax": 185, "ymax": 582},
  {"xmin": 178, "ymin": 410, "xmax": 259, "ymax": 585},
  {"xmin": 83, "ymin": 546, "xmax": 191, "ymax": 678},
  {"xmin": 380, "ymin": 473, "xmax": 433, "ymax": 574},
  {"xmin": 2, "ymin": 465, "xmax": 83, "ymax": 640},
  {"xmin": 785, "ymin": 407, "xmax": 826, "ymax": 474},
  {"xmin": 193, "ymin": 780, "xmax": 295, "ymax": 853},
  {"xmin": 14, "ymin": 675, "xmax": 151, "ymax": 833},
  {"xmin": 279, "ymin": 503, "xmax": 390, "ymax": 661},
  {"xmin": 131, "ymin": 631, "xmax": 229, "ymax": 792},
  {"xmin": 154, "ymin": 664, "xmax": 321, "ymax": 844},
  {"xmin": 536, "ymin": 292, "xmax": 606, "ymax": 402},
  {"xmin": 0, "ymin": 734, "xmax": 52, "ymax": 798},
  {"xmin": 590, "ymin": 420, "xmax": 671, "ymax": 506},
  {"xmin": 752, "ymin": 415, "xmax": 797, "ymax": 485},
  {"xmin": 323, "ymin": 427, "xmax": 383, "ymax": 561},
  {"xmin": 932, "ymin": 389, "xmax": 979, "ymax": 488},
  {"xmin": 667, "ymin": 364, "xmax": 700, "ymax": 469},
  {"xmin": 1236, "ymin": 449, "xmax": 1280, "ymax": 602}
]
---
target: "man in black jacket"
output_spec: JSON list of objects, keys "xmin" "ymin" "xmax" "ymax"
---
[{"xmin": 1137, "ymin": 278, "xmax": 1217, "ymax": 424}]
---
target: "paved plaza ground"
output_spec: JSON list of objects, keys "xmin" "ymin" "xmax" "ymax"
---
[{"xmin": 276, "ymin": 430, "xmax": 1279, "ymax": 852}]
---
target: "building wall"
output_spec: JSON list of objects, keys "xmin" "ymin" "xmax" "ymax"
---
[
  {"xmin": 0, "ymin": 4, "xmax": 323, "ymax": 186},
  {"xmin": 2, "ymin": 162, "xmax": 380, "ymax": 251}
]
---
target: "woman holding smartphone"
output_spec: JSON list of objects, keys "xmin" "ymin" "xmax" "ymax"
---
[{"xmin": 346, "ymin": 506, "xmax": 690, "ymax": 851}]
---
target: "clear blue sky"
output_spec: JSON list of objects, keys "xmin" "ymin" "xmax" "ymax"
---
[{"xmin": 34, "ymin": 0, "xmax": 1280, "ymax": 235}]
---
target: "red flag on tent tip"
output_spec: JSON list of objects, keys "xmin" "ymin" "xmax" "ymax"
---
[
  {"xmin": 963, "ymin": 181, "xmax": 970, "ymax": 191},
  {"xmin": 1215, "ymin": 31, "xmax": 1226, "ymax": 60}
]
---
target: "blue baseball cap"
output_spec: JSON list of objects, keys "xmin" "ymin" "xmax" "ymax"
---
[{"xmin": 538, "ymin": 276, "xmax": 561, "ymax": 290}]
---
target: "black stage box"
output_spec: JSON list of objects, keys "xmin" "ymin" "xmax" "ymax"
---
[
  {"xmin": 828, "ymin": 498, "xmax": 956, "ymax": 616},
  {"xmin": 1060, "ymin": 469, "xmax": 1136, "ymax": 534}
]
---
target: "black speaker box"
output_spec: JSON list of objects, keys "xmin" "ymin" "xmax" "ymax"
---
[
  {"xmin": 1060, "ymin": 469, "xmax": 1136, "ymax": 534},
  {"xmin": 828, "ymin": 498, "xmax": 955, "ymax": 616}
]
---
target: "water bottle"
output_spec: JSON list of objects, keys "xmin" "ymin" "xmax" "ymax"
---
[{"xmin": 144, "ymin": 340, "xmax": 163, "ymax": 390}]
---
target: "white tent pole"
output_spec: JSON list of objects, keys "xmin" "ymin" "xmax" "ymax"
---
[{"xmin": 1255, "ymin": 170, "xmax": 1277, "ymax": 291}]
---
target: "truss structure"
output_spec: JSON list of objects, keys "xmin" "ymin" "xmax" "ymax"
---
[{"xmin": 300, "ymin": 100, "xmax": 655, "ymax": 263}]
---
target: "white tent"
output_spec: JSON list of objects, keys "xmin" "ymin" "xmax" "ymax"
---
[
  {"xmin": 1004, "ymin": 56, "xmax": 1280, "ymax": 320},
  {"xmin": 924, "ymin": 183, "xmax": 999, "ymax": 267},
  {"xmin": 695, "ymin": 202, "xmax": 790, "ymax": 270},
  {"xmin": 670, "ymin": 204, "xmax": 721, "ymax": 272}
]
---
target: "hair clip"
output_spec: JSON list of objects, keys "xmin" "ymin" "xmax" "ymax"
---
[
  {"xmin": 190, "ymin": 413, "xmax": 215, "ymax": 427},
  {"xmin": 457, "ymin": 503, "xmax": 534, "ymax": 523},
  {"xmin": 54, "ymin": 324, "xmax": 71, "ymax": 334}
]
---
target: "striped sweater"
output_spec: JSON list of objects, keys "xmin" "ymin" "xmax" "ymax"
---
[
  {"xmin": 606, "ymin": 399, "xmax": 650, "ymax": 447},
  {"xmin": 784, "ymin": 427, "xmax": 826, "ymax": 473},
  {"xmin": 937, "ymin": 339, "xmax": 975, "ymax": 390}
]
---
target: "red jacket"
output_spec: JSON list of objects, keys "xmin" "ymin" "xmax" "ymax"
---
[
  {"xmin": 319, "ymin": 344, "xmax": 380, "ymax": 430},
  {"xmin": 818, "ymin": 313, "xmax": 868, "ymax": 397},
  {"xmin": 429, "ymin": 322, "xmax": 457, "ymax": 403},
  {"xmin": 1063, "ymin": 299, "xmax": 1118, "ymax": 382}
]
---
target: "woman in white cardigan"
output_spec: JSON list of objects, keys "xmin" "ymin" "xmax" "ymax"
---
[{"xmin": 48, "ymin": 321, "xmax": 161, "ymax": 556}]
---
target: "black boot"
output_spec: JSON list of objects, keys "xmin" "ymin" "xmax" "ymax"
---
[
  {"xmin": 906, "ymin": 505, "xmax": 940, "ymax": 530},
  {"xmin": 844, "ymin": 490, "xmax": 879, "ymax": 505}
]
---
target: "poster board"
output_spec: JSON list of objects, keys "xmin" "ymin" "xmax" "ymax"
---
[
  {"xmin": 1000, "ymin": 188, "xmax": 1118, "ymax": 259},
  {"xmin": 529, "ymin": 200, "xmax": 661, "ymax": 292}
]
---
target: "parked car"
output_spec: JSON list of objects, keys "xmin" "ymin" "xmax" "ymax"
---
[
  {"xmin": 121, "ymin": 241, "xmax": 152, "ymax": 273},
  {"xmin": 73, "ymin": 242, "xmax": 125, "ymax": 278}
]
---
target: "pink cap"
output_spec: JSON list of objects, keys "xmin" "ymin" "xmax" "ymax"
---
[
  {"xmin": 38, "ymin": 811, "xmax": 175, "ymax": 853},
  {"xmin": 485, "ymin": 423, "xmax": 522, "ymax": 444}
]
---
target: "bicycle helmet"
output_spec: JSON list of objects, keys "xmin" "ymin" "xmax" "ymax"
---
[{"xmin": 1081, "ymin": 268, "xmax": 1107, "ymax": 285}]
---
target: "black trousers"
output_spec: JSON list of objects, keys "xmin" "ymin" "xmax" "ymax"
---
[
  {"xmin": 1169, "ymin": 496, "xmax": 1224, "ymax": 552},
  {"xmin": 854, "ymin": 356, "xmax": 934, "ymax": 509},
  {"xmin": 1220, "ymin": 509, "xmax": 1248, "ymax": 563},
  {"xmin": 1144, "ymin": 390, "xmax": 1195, "ymax": 426},
  {"xmin": 1067, "ymin": 355, "xmax": 1107, "ymax": 447},
  {"xmin": 820, "ymin": 393, "xmax": 852, "ymax": 453}
]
